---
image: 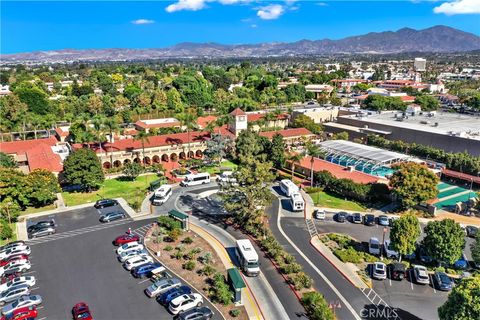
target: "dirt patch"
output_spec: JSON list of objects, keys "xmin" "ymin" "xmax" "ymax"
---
[{"xmin": 145, "ymin": 225, "xmax": 248, "ymax": 320}]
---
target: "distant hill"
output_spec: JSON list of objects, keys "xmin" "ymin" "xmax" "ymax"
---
[{"xmin": 2, "ymin": 25, "xmax": 480, "ymax": 63}]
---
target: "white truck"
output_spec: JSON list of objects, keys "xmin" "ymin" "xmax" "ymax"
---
[
  {"xmin": 279, "ymin": 179, "xmax": 299, "ymax": 197},
  {"xmin": 152, "ymin": 184, "xmax": 172, "ymax": 206},
  {"xmin": 235, "ymin": 239, "xmax": 260, "ymax": 277}
]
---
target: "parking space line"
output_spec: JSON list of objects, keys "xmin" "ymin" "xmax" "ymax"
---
[
  {"xmin": 430, "ymin": 275, "xmax": 436, "ymax": 293},
  {"xmin": 410, "ymin": 270, "xmax": 414, "ymax": 290},
  {"xmin": 37, "ymin": 317, "xmax": 47, "ymax": 320},
  {"xmin": 30, "ymin": 286, "xmax": 40, "ymax": 291},
  {"xmin": 388, "ymin": 268, "xmax": 392, "ymax": 286},
  {"xmin": 138, "ymin": 278, "xmax": 151, "ymax": 284},
  {"xmin": 23, "ymin": 271, "xmax": 36, "ymax": 275}
]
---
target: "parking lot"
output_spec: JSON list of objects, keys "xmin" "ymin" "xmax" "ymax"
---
[{"xmin": 25, "ymin": 206, "xmax": 221, "ymax": 320}]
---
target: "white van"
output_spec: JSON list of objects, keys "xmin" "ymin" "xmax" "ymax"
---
[
  {"xmin": 369, "ymin": 237, "xmax": 381, "ymax": 256},
  {"xmin": 280, "ymin": 179, "xmax": 299, "ymax": 197},
  {"xmin": 180, "ymin": 172, "xmax": 211, "ymax": 187},
  {"xmin": 236, "ymin": 239, "xmax": 260, "ymax": 277},
  {"xmin": 290, "ymin": 192, "xmax": 305, "ymax": 212},
  {"xmin": 152, "ymin": 184, "xmax": 172, "ymax": 206},
  {"xmin": 218, "ymin": 171, "xmax": 238, "ymax": 186}
]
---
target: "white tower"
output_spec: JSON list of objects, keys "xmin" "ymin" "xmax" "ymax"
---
[{"xmin": 229, "ymin": 108, "xmax": 248, "ymax": 137}]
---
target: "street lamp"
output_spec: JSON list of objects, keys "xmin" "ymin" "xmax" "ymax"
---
[{"xmin": 381, "ymin": 227, "xmax": 388, "ymax": 260}]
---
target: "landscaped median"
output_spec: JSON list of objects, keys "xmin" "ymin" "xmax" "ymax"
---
[{"xmin": 144, "ymin": 216, "xmax": 248, "ymax": 319}]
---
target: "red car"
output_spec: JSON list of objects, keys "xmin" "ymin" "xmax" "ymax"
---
[
  {"xmin": 113, "ymin": 234, "xmax": 140, "ymax": 246},
  {"xmin": 1, "ymin": 306, "xmax": 37, "ymax": 320},
  {"xmin": 0, "ymin": 273, "xmax": 21, "ymax": 284},
  {"xmin": 72, "ymin": 302, "xmax": 93, "ymax": 320},
  {"xmin": 0, "ymin": 255, "xmax": 29, "ymax": 267}
]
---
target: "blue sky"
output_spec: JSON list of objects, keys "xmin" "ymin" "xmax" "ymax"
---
[{"xmin": 1, "ymin": 1, "xmax": 479, "ymax": 54}]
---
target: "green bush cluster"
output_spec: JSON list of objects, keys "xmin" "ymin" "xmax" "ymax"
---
[
  {"xmin": 157, "ymin": 216, "xmax": 182, "ymax": 231},
  {"xmin": 301, "ymin": 291, "xmax": 335, "ymax": 320},
  {"xmin": 210, "ymin": 273, "xmax": 233, "ymax": 306},
  {"xmin": 183, "ymin": 260, "xmax": 196, "ymax": 271},
  {"xmin": 229, "ymin": 309, "xmax": 241, "ymax": 317}
]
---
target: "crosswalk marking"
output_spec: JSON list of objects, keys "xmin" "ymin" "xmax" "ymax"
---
[
  {"xmin": 131, "ymin": 224, "xmax": 152, "ymax": 238},
  {"xmin": 26, "ymin": 219, "xmax": 133, "ymax": 245}
]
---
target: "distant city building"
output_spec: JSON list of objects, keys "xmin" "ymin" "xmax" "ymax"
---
[
  {"xmin": 134, "ymin": 118, "xmax": 181, "ymax": 133},
  {"xmin": 291, "ymin": 105, "xmax": 339, "ymax": 124},
  {"xmin": 414, "ymin": 58, "xmax": 427, "ymax": 72}
]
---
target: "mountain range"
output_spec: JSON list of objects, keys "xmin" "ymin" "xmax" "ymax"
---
[{"xmin": 2, "ymin": 25, "xmax": 480, "ymax": 63}]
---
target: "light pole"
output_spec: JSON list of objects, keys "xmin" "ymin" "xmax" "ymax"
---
[{"xmin": 381, "ymin": 227, "xmax": 387, "ymax": 260}]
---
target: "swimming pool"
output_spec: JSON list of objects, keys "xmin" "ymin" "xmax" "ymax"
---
[{"xmin": 325, "ymin": 155, "xmax": 396, "ymax": 178}]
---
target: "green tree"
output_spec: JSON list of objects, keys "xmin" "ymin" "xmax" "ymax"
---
[
  {"xmin": 134, "ymin": 131, "xmax": 150, "ymax": 166},
  {"xmin": 0, "ymin": 220, "xmax": 13, "ymax": 240},
  {"xmin": 14, "ymin": 82, "xmax": 50, "ymax": 115},
  {"xmin": 286, "ymin": 153, "xmax": 303, "ymax": 180},
  {"xmin": 123, "ymin": 162, "xmax": 143, "ymax": 181},
  {"xmin": 390, "ymin": 212, "xmax": 421, "ymax": 261},
  {"xmin": 103, "ymin": 117, "xmax": 120, "ymax": 164},
  {"xmin": 166, "ymin": 88, "xmax": 184, "ymax": 113},
  {"xmin": 25, "ymin": 169, "xmax": 60, "ymax": 206},
  {"xmin": 390, "ymin": 162, "xmax": 439, "ymax": 208},
  {"xmin": 332, "ymin": 131, "xmax": 349, "ymax": 140},
  {"xmin": 0, "ymin": 94, "xmax": 28, "ymax": 132},
  {"xmin": 292, "ymin": 114, "xmax": 322, "ymax": 134},
  {"xmin": 438, "ymin": 275, "xmax": 480, "ymax": 320},
  {"xmin": 269, "ymin": 134, "xmax": 286, "ymax": 169},
  {"xmin": 471, "ymin": 233, "xmax": 480, "ymax": 266},
  {"xmin": 177, "ymin": 110, "xmax": 197, "ymax": 159},
  {"xmin": 0, "ymin": 168, "xmax": 29, "ymax": 208},
  {"xmin": 63, "ymin": 148, "xmax": 105, "ymax": 191},
  {"xmin": 301, "ymin": 291, "xmax": 335, "ymax": 320},
  {"xmin": 0, "ymin": 198, "xmax": 21, "ymax": 224},
  {"xmin": 234, "ymin": 129, "xmax": 264, "ymax": 163},
  {"xmin": 0, "ymin": 153, "xmax": 16, "ymax": 168},
  {"xmin": 415, "ymin": 95, "xmax": 440, "ymax": 111},
  {"xmin": 422, "ymin": 219, "xmax": 465, "ymax": 265}
]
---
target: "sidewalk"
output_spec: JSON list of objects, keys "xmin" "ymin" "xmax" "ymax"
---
[
  {"xmin": 310, "ymin": 236, "xmax": 370, "ymax": 289},
  {"xmin": 189, "ymin": 224, "xmax": 265, "ymax": 320}
]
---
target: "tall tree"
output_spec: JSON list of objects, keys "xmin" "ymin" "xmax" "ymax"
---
[
  {"xmin": 390, "ymin": 212, "xmax": 421, "ymax": 261},
  {"xmin": 471, "ymin": 232, "xmax": 480, "ymax": 267},
  {"xmin": 134, "ymin": 131, "xmax": 150, "ymax": 165},
  {"xmin": 0, "ymin": 153, "xmax": 16, "ymax": 168},
  {"xmin": 270, "ymin": 134, "xmax": 286, "ymax": 169},
  {"xmin": 25, "ymin": 169, "xmax": 60, "ymax": 206},
  {"xmin": 235, "ymin": 129, "xmax": 264, "ymax": 163},
  {"xmin": 438, "ymin": 275, "xmax": 480, "ymax": 320},
  {"xmin": 63, "ymin": 148, "xmax": 105, "ymax": 191},
  {"xmin": 287, "ymin": 153, "xmax": 303, "ymax": 180},
  {"xmin": 422, "ymin": 219, "xmax": 465, "ymax": 265},
  {"xmin": 305, "ymin": 141, "xmax": 323, "ymax": 187},
  {"xmin": 177, "ymin": 110, "xmax": 197, "ymax": 159}
]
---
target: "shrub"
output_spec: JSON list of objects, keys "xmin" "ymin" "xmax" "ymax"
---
[
  {"xmin": 164, "ymin": 245, "xmax": 174, "ymax": 251},
  {"xmin": 333, "ymin": 248, "xmax": 363, "ymax": 264},
  {"xmin": 182, "ymin": 237, "xmax": 194, "ymax": 244},
  {"xmin": 211, "ymin": 273, "xmax": 233, "ymax": 305},
  {"xmin": 301, "ymin": 291, "xmax": 334, "ymax": 320},
  {"xmin": 289, "ymin": 272, "xmax": 313, "ymax": 290},
  {"xmin": 283, "ymin": 253, "xmax": 295, "ymax": 264},
  {"xmin": 183, "ymin": 260, "xmax": 196, "ymax": 271},
  {"xmin": 198, "ymin": 265, "xmax": 216, "ymax": 276},
  {"xmin": 129, "ymin": 199, "xmax": 141, "ymax": 211},
  {"xmin": 171, "ymin": 250, "xmax": 183, "ymax": 260},
  {"xmin": 280, "ymin": 262, "xmax": 302, "ymax": 275},
  {"xmin": 199, "ymin": 252, "xmax": 213, "ymax": 265},
  {"xmin": 168, "ymin": 229, "xmax": 182, "ymax": 242},
  {"xmin": 157, "ymin": 216, "xmax": 182, "ymax": 231},
  {"xmin": 229, "ymin": 309, "xmax": 241, "ymax": 317},
  {"xmin": 186, "ymin": 248, "xmax": 202, "ymax": 260}
]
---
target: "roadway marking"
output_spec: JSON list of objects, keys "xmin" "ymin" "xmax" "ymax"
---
[
  {"xmin": 30, "ymin": 286, "xmax": 40, "ymax": 291},
  {"xmin": 409, "ymin": 270, "xmax": 414, "ymax": 290},
  {"xmin": 276, "ymin": 200, "xmax": 362, "ymax": 320},
  {"xmin": 37, "ymin": 317, "xmax": 47, "ymax": 320},
  {"xmin": 387, "ymin": 268, "xmax": 392, "ymax": 286},
  {"xmin": 138, "ymin": 278, "xmax": 151, "ymax": 284},
  {"xmin": 430, "ymin": 275, "xmax": 437, "ymax": 294}
]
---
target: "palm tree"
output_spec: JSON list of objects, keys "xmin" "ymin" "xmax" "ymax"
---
[
  {"xmin": 263, "ymin": 112, "xmax": 276, "ymax": 130},
  {"xmin": 92, "ymin": 115, "xmax": 108, "ymax": 164},
  {"xmin": 287, "ymin": 152, "xmax": 304, "ymax": 181},
  {"xmin": 272, "ymin": 107, "xmax": 283, "ymax": 130},
  {"xmin": 305, "ymin": 141, "xmax": 324, "ymax": 187},
  {"xmin": 178, "ymin": 110, "xmax": 197, "ymax": 158},
  {"xmin": 204, "ymin": 120, "xmax": 216, "ymax": 135},
  {"xmin": 134, "ymin": 131, "xmax": 150, "ymax": 166},
  {"xmin": 103, "ymin": 117, "xmax": 120, "ymax": 165}
]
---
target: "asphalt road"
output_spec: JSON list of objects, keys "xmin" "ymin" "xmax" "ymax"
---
[{"xmin": 26, "ymin": 206, "xmax": 221, "ymax": 320}]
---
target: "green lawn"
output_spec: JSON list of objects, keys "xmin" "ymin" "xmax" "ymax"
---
[
  {"xmin": 62, "ymin": 174, "xmax": 156, "ymax": 207},
  {"xmin": 20, "ymin": 204, "xmax": 57, "ymax": 215},
  {"xmin": 308, "ymin": 190, "xmax": 366, "ymax": 211},
  {"xmin": 200, "ymin": 160, "xmax": 238, "ymax": 175}
]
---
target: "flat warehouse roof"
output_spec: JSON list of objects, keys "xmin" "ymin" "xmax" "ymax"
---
[{"xmin": 320, "ymin": 140, "xmax": 411, "ymax": 165}]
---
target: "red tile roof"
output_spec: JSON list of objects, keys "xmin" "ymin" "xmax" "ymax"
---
[
  {"xmin": 26, "ymin": 144, "xmax": 63, "ymax": 173},
  {"xmin": 230, "ymin": 108, "xmax": 247, "ymax": 116},
  {"xmin": 0, "ymin": 137, "xmax": 58, "ymax": 155},
  {"xmin": 197, "ymin": 115, "xmax": 218, "ymax": 128},
  {"xmin": 74, "ymin": 131, "xmax": 212, "ymax": 153},
  {"xmin": 400, "ymin": 96, "xmax": 416, "ymax": 102},
  {"xmin": 259, "ymin": 128, "xmax": 313, "ymax": 139},
  {"xmin": 297, "ymin": 156, "xmax": 382, "ymax": 184},
  {"xmin": 55, "ymin": 127, "xmax": 69, "ymax": 137},
  {"xmin": 247, "ymin": 113, "xmax": 289, "ymax": 122}
]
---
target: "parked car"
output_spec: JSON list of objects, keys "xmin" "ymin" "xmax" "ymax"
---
[
  {"xmin": 114, "ymin": 234, "xmax": 140, "ymax": 246},
  {"xmin": 0, "ymin": 306, "xmax": 37, "ymax": 320},
  {"xmin": 368, "ymin": 237, "xmax": 380, "ymax": 256},
  {"xmin": 0, "ymin": 262, "xmax": 31, "ymax": 277},
  {"xmin": 0, "ymin": 245, "xmax": 27, "ymax": 256},
  {"xmin": 131, "ymin": 263, "xmax": 164, "ymax": 279},
  {"xmin": 466, "ymin": 226, "xmax": 478, "ymax": 238},
  {"xmin": 1, "ymin": 295, "xmax": 42, "ymax": 315},
  {"xmin": 0, "ymin": 277, "xmax": 35, "ymax": 294},
  {"xmin": 378, "ymin": 215, "xmax": 390, "ymax": 226},
  {"xmin": 0, "ymin": 275, "xmax": 21, "ymax": 286},
  {"xmin": 176, "ymin": 307, "xmax": 214, "ymax": 320},
  {"xmin": 313, "ymin": 209, "xmax": 325, "ymax": 220},
  {"xmin": 0, "ymin": 256, "xmax": 29, "ymax": 268},
  {"xmin": 454, "ymin": 254, "xmax": 469, "ymax": 270},
  {"xmin": 28, "ymin": 226, "xmax": 56, "ymax": 239},
  {"xmin": 433, "ymin": 271, "xmax": 453, "ymax": 291},
  {"xmin": 372, "ymin": 262, "xmax": 387, "ymax": 280},
  {"xmin": 72, "ymin": 302, "xmax": 93, "ymax": 320},
  {"xmin": 145, "ymin": 278, "xmax": 182, "ymax": 298},
  {"xmin": 403, "ymin": 250, "xmax": 416, "ymax": 261},
  {"xmin": 157, "ymin": 286, "xmax": 192, "ymax": 306},
  {"xmin": 383, "ymin": 240, "xmax": 399, "ymax": 259},
  {"xmin": 124, "ymin": 255, "xmax": 153, "ymax": 271},
  {"xmin": 94, "ymin": 199, "xmax": 118, "ymax": 209},
  {"xmin": 26, "ymin": 220, "xmax": 55, "ymax": 234},
  {"xmin": 352, "ymin": 213, "xmax": 362, "ymax": 224},
  {"xmin": 0, "ymin": 247, "xmax": 31, "ymax": 261},
  {"xmin": 417, "ymin": 247, "xmax": 434, "ymax": 264},
  {"xmin": 100, "ymin": 211, "xmax": 126, "ymax": 223},
  {"xmin": 413, "ymin": 265, "xmax": 430, "ymax": 285},
  {"xmin": 0, "ymin": 286, "xmax": 30, "ymax": 305},
  {"xmin": 364, "ymin": 214, "xmax": 375, "ymax": 226},
  {"xmin": 389, "ymin": 263, "xmax": 406, "ymax": 281},
  {"xmin": 336, "ymin": 212, "xmax": 347, "ymax": 223},
  {"xmin": 169, "ymin": 293, "xmax": 203, "ymax": 315},
  {"xmin": 0, "ymin": 243, "xmax": 25, "ymax": 253},
  {"xmin": 118, "ymin": 249, "xmax": 148, "ymax": 263},
  {"xmin": 116, "ymin": 242, "xmax": 143, "ymax": 255}
]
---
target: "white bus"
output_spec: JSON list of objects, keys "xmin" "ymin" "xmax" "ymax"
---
[
  {"xmin": 279, "ymin": 179, "xmax": 299, "ymax": 197},
  {"xmin": 180, "ymin": 172, "xmax": 211, "ymax": 187},
  {"xmin": 290, "ymin": 192, "xmax": 305, "ymax": 212},
  {"xmin": 152, "ymin": 184, "xmax": 172, "ymax": 206},
  {"xmin": 235, "ymin": 239, "xmax": 260, "ymax": 277}
]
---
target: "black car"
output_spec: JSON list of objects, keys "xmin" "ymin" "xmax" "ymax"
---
[
  {"xmin": 99, "ymin": 211, "xmax": 126, "ymax": 223},
  {"xmin": 352, "ymin": 213, "xmax": 362, "ymax": 224},
  {"xmin": 336, "ymin": 212, "xmax": 347, "ymax": 223},
  {"xmin": 433, "ymin": 271, "xmax": 453, "ymax": 291},
  {"xmin": 389, "ymin": 262, "xmax": 406, "ymax": 281},
  {"xmin": 94, "ymin": 199, "xmax": 119, "ymax": 209},
  {"xmin": 27, "ymin": 220, "xmax": 55, "ymax": 234},
  {"xmin": 364, "ymin": 214, "xmax": 376, "ymax": 226},
  {"xmin": 466, "ymin": 226, "xmax": 478, "ymax": 238},
  {"xmin": 175, "ymin": 306, "xmax": 213, "ymax": 320}
]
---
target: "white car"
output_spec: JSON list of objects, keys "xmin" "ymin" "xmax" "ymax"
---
[
  {"xmin": 169, "ymin": 293, "xmax": 203, "ymax": 315},
  {"xmin": 368, "ymin": 237, "xmax": 380, "ymax": 256},
  {"xmin": 314, "ymin": 209, "xmax": 326, "ymax": 220},
  {"xmin": 0, "ymin": 247, "xmax": 31, "ymax": 260},
  {"xmin": 0, "ymin": 261, "xmax": 31, "ymax": 277},
  {"xmin": 1, "ymin": 295, "xmax": 42, "ymax": 315},
  {"xmin": 118, "ymin": 250, "xmax": 148, "ymax": 263},
  {"xmin": 116, "ymin": 242, "xmax": 143, "ymax": 255},
  {"xmin": 0, "ymin": 277, "xmax": 36, "ymax": 294},
  {"xmin": 124, "ymin": 256, "xmax": 153, "ymax": 271},
  {"xmin": 413, "ymin": 265, "xmax": 430, "ymax": 285},
  {"xmin": 384, "ymin": 240, "xmax": 399, "ymax": 259},
  {"xmin": 372, "ymin": 262, "xmax": 387, "ymax": 280},
  {"xmin": 0, "ymin": 286, "xmax": 30, "ymax": 306}
]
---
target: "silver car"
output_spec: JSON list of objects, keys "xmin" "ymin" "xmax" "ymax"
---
[
  {"xmin": 1, "ymin": 295, "xmax": 42, "ymax": 315},
  {"xmin": 145, "ymin": 278, "xmax": 181, "ymax": 298},
  {"xmin": 28, "ymin": 226, "xmax": 56, "ymax": 239},
  {"xmin": 118, "ymin": 250, "xmax": 148, "ymax": 263},
  {"xmin": 0, "ymin": 285, "xmax": 31, "ymax": 305}
]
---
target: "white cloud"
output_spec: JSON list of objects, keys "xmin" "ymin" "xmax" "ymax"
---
[
  {"xmin": 433, "ymin": 0, "xmax": 480, "ymax": 15},
  {"xmin": 257, "ymin": 4, "xmax": 285, "ymax": 20},
  {"xmin": 131, "ymin": 19, "xmax": 155, "ymax": 25},
  {"xmin": 166, "ymin": 0, "xmax": 207, "ymax": 13},
  {"xmin": 218, "ymin": 0, "xmax": 251, "ymax": 4}
]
